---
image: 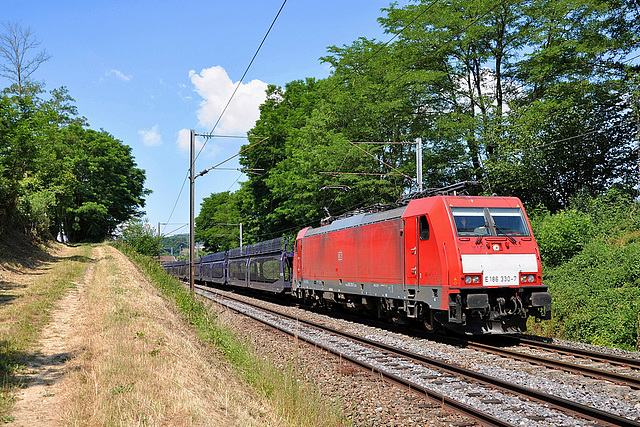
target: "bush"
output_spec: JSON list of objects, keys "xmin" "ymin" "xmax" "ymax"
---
[
  {"xmin": 531, "ymin": 209, "xmax": 594, "ymax": 267},
  {"xmin": 543, "ymin": 235, "xmax": 640, "ymax": 350},
  {"xmin": 531, "ymin": 190, "xmax": 640, "ymax": 350},
  {"xmin": 119, "ymin": 218, "xmax": 162, "ymax": 257}
]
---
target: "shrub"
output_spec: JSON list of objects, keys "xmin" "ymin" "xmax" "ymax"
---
[
  {"xmin": 544, "ymin": 240, "xmax": 640, "ymax": 350},
  {"xmin": 119, "ymin": 218, "xmax": 162, "ymax": 257},
  {"xmin": 531, "ymin": 209, "xmax": 593, "ymax": 267}
]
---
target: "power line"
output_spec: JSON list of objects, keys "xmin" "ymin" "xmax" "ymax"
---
[
  {"xmin": 349, "ymin": 141, "xmax": 417, "ymax": 183},
  {"xmin": 163, "ymin": 0, "xmax": 286, "ymax": 229},
  {"xmin": 164, "ymin": 223, "xmax": 189, "ymax": 236},
  {"xmin": 163, "ymin": 172, "xmax": 190, "ymax": 234},
  {"xmin": 196, "ymin": 137, "xmax": 268, "ymax": 178},
  {"xmin": 196, "ymin": 0, "xmax": 287, "ymax": 161},
  {"xmin": 320, "ymin": 171, "xmax": 404, "ymax": 177}
]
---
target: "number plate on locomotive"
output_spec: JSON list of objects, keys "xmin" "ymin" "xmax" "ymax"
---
[{"xmin": 484, "ymin": 275, "xmax": 518, "ymax": 285}]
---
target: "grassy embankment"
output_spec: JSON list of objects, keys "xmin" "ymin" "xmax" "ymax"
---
[{"xmin": 115, "ymin": 242, "xmax": 346, "ymax": 426}]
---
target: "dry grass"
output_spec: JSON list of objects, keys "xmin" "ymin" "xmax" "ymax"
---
[
  {"xmin": 119, "ymin": 244, "xmax": 347, "ymax": 427},
  {"xmin": 59, "ymin": 244, "xmax": 280, "ymax": 426},
  {"xmin": 1, "ymin": 236, "xmax": 345, "ymax": 426}
]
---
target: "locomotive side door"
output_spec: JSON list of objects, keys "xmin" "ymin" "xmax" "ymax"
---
[
  {"xmin": 404, "ymin": 216, "xmax": 419, "ymax": 289},
  {"xmin": 295, "ymin": 240, "xmax": 302, "ymax": 284}
]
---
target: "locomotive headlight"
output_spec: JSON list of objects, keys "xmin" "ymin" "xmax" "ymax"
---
[
  {"xmin": 465, "ymin": 275, "xmax": 481, "ymax": 284},
  {"xmin": 520, "ymin": 273, "xmax": 536, "ymax": 283}
]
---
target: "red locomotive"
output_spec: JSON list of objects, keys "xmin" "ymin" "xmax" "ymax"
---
[
  {"xmin": 165, "ymin": 187, "xmax": 551, "ymax": 335},
  {"xmin": 292, "ymin": 194, "xmax": 551, "ymax": 334}
]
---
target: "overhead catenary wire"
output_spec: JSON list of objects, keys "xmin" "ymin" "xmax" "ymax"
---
[
  {"xmin": 349, "ymin": 141, "xmax": 417, "ymax": 184},
  {"xmin": 164, "ymin": 223, "xmax": 189, "ymax": 236},
  {"xmin": 196, "ymin": 137, "xmax": 268, "ymax": 178},
  {"xmin": 162, "ymin": 0, "xmax": 287, "ymax": 231},
  {"xmin": 196, "ymin": 0, "xmax": 287, "ymax": 162},
  {"xmin": 162, "ymin": 172, "xmax": 190, "ymax": 235}
]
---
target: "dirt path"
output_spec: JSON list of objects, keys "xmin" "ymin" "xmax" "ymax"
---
[
  {"xmin": 9, "ymin": 244, "xmax": 281, "ymax": 426},
  {"xmin": 11, "ymin": 244, "xmax": 89, "ymax": 426}
]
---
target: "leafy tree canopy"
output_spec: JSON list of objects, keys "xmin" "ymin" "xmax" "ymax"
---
[
  {"xmin": 195, "ymin": 190, "xmax": 244, "ymax": 252},
  {"xmin": 0, "ymin": 83, "xmax": 149, "ymax": 242},
  {"xmin": 196, "ymin": 0, "xmax": 639, "ymax": 249},
  {"xmin": 120, "ymin": 217, "xmax": 163, "ymax": 257}
]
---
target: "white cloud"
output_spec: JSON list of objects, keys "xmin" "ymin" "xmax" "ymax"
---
[
  {"xmin": 188, "ymin": 66, "xmax": 267, "ymax": 135},
  {"xmin": 138, "ymin": 125, "xmax": 163, "ymax": 147},
  {"xmin": 106, "ymin": 69, "xmax": 132, "ymax": 82},
  {"xmin": 176, "ymin": 128, "xmax": 206, "ymax": 155}
]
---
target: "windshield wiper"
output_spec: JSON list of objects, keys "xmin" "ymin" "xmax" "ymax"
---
[{"xmin": 494, "ymin": 224, "xmax": 517, "ymax": 243}]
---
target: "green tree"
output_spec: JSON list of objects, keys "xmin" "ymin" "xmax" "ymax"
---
[
  {"xmin": 59, "ymin": 125, "xmax": 148, "ymax": 242},
  {"xmin": 9, "ymin": 86, "xmax": 87, "ymax": 238},
  {"xmin": 0, "ymin": 84, "xmax": 53, "ymax": 232},
  {"xmin": 212, "ymin": 0, "xmax": 639, "ymax": 242},
  {"xmin": 241, "ymin": 79, "xmax": 321, "ymax": 239},
  {"xmin": 195, "ymin": 191, "xmax": 243, "ymax": 251},
  {"xmin": 487, "ymin": 80, "xmax": 637, "ymax": 210},
  {"xmin": 120, "ymin": 218, "xmax": 163, "ymax": 257},
  {"xmin": 380, "ymin": 0, "xmax": 639, "ymax": 207}
]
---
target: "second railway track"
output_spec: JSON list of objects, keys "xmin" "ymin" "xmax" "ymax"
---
[{"xmin": 437, "ymin": 335, "xmax": 640, "ymax": 390}]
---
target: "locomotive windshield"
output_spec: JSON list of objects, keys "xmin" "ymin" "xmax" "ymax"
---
[{"xmin": 451, "ymin": 207, "xmax": 530, "ymax": 237}]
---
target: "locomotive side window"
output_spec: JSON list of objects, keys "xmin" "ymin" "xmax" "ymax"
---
[{"xmin": 419, "ymin": 215, "xmax": 430, "ymax": 240}]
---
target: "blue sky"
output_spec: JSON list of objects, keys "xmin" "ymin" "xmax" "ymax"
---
[{"xmin": 3, "ymin": 0, "xmax": 409, "ymax": 236}]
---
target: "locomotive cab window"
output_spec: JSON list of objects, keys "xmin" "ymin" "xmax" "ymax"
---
[
  {"xmin": 488, "ymin": 208, "xmax": 530, "ymax": 236},
  {"xmin": 419, "ymin": 215, "xmax": 430, "ymax": 240},
  {"xmin": 451, "ymin": 207, "xmax": 530, "ymax": 237},
  {"xmin": 452, "ymin": 207, "xmax": 487, "ymax": 236}
]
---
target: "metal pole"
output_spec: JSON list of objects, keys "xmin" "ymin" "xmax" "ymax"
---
[
  {"xmin": 416, "ymin": 138, "xmax": 423, "ymax": 193},
  {"xmin": 189, "ymin": 130, "xmax": 195, "ymax": 294},
  {"xmin": 240, "ymin": 222, "xmax": 243, "ymax": 248}
]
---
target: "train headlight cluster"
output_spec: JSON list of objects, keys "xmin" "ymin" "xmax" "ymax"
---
[
  {"xmin": 464, "ymin": 275, "xmax": 481, "ymax": 284},
  {"xmin": 520, "ymin": 274, "xmax": 536, "ymax": 283}
]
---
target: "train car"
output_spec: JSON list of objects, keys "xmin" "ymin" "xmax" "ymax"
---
[
  {"xmin": 192, "ymin": 257, "xmax": 201, "ymax": 282},
  {"xmin": 164, "ymin": 259, "xmax": 200, "ymax": 282},
  {"xmin": 163, "ymin": 260, "xmax": 182, "ymax": 277},
  {"xmin": 200, "ymin": 251, "xmax": 227, "ymax": 286},
  {"xmin": 226, "ymin": 237, "xmax": 294, "ymax": 294},
  {"xmin": 292, "ymin": 195, "xmax": 551, "ymax": 335}
]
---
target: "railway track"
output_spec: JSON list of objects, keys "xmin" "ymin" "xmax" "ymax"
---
[
  {"xmin": 286, "ymin": 295, "xmax": 640, "ymax": 391},
  {"xmin": 194, "ymin": 284, "xmax": 640, "ymax": 426},
  {"xmin": 437, "ymin": 335, "xmax": 640, "ymax": 390},
  {"xmin": 510, "ymin": 335, "xmax": 640, "ymax": 369}
]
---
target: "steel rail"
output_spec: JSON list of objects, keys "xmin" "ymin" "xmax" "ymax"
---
[
  {"xmin": 435, "ymin": 336, "xmax": 640, "ymax": 390},
  {"xmin": 195, "ymin": 286, "xmax": 509, "ymax": 427},
  {"xmin": 511, "ymin": 336, "xmax": 640, "ymax": 369},
  {"xmin": 196, "ymin": 286, "xmax": 640, "ymax": 427}
]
